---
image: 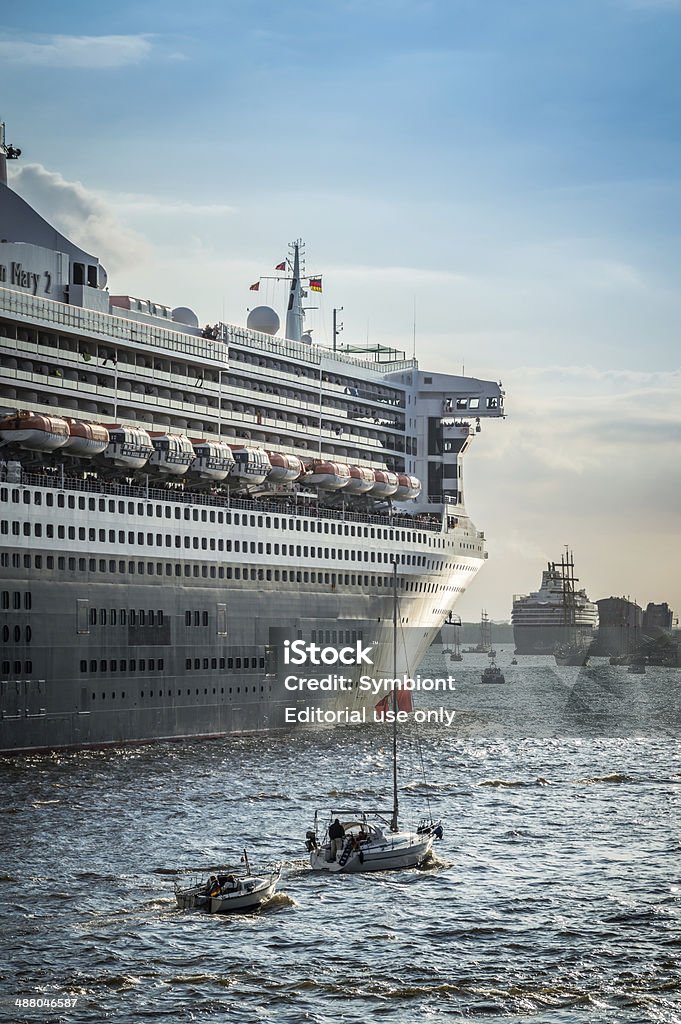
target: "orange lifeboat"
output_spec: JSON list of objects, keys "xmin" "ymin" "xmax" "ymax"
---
[
  {"xmin": 228, "ymin": 445, "xmax": 271, "ymax": 485},
  {"xmin": 304, "ymin": 461, "xmax": 351, "ymax": 490},
  {"xmin": 267, "ymin": 452, "xmax": 304, "ymax": 482},
  {"xmin": 393, "ymin": 474, "xmax": 422, "ymax": 501},
  {"xmin": 369, "ymin": 470, "xmax": 399, "ymax": 498},
  {"xmin": 0, "ymin": 411, "xmax": 70, "ymax": 452},
  {"xmin": 102, "ymin": 425, "xmax": 154, "ymax": 469},
  {"xmin": 148, "ymin": 433, "xmax": 195, "ymax": 476},
  {"xmin": 344, "ymin": 465, "xmax": 375, "ymax": 494},
  {"xmin": 62, "ymin": 419, "xmax": 110, "ymax": 457},
  {"xmin": 189, "ymin": 440, "xmax": 235, "ymax": 482}
]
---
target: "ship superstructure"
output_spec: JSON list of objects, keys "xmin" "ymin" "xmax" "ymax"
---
[{"xmin": 0, "ymin": 123, "xmax": 504, "ymax": 753}]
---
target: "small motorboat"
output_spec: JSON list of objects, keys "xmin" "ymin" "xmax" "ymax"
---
[
  {"xmin": 175, "ymin": 853, "xmax": 280, "ymax": 914},
  {"xmin": 511, "ymin": 657, "xmax": 518, "ymax": 665},
  {"xmin": 481, "ymin": 657, "xmax": 505, "ymax": 684},
  {"xmin": 627, "ymin": 658, "xmax": 646, "ymax": 675}
]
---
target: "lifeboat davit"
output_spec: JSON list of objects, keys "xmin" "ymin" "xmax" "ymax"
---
[
  {"xmin": 369, "ymin": 469, "xmax": 399, "ymax": 498},
  {"xmin": 344, "ymin": 465, "xmax": 375, "ymax": 494},
  {"xmin": 148, "ymin": 433, "xmax": 195, "ymax": 476},
  {"xmin": 190, "ymin": 440, "xmax": 236, "ymax": 482},
  {"xmin": 304, "ymin": 461, "xmax": 351, "ymax": 490},
  {"xmin": 393, "ymin": 474, "xmax": 422, "ymax": 501},
  {"xmin": 0, "ymin": 411, "xmax": 70, "ymax": 452},
  {"xmin": 228, "ymin": 445, "xmax": 271, "ymax": 485},
  {"xmin": 267, "ymin": 452, "xmax": 304, "ymax": 482},
  {"xmin": 102, "ymin": 425, "xmax": 154, "ymax": 470},
  {"xmin": 63, "ymin": 419, "xmax": 110, "ymax": 457}
]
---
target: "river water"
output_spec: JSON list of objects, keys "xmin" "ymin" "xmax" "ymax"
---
[{"xmin": 2, "ymin": 648, "xmax": 680, "ymax": 1024}]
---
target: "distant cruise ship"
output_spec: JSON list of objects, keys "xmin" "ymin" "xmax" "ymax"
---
[
  {"xmin": 512, "ymin": 555, "xmax": 599, "ymax": 655},
  {"xmin": 0, "ymin": 120, "xmax": 504, "ymax": 754}
]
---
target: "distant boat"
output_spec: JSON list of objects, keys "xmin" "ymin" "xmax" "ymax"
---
[
  {"xmin": 513, "ymin": 552, "xmax": 598, "ymax": 655},
  {"xmin": 468, "ymin": 609, "xmax": 493, "ymax": 653},
  {"xmin": 481, "ymin": 653, "xmax": 505, "ymax": 684},
  {"xmin": 627, "ymin": 661, "xmax": 646, "ymax": 675},
  {"xmin": 174, "ymin": 851, "xmax": 280, "ymax": 914},
  {"xmin": 552, "ymin": 550, "xmax": 593, "ymax": 666}
]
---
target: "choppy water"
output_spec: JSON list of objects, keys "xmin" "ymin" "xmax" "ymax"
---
[{"xmin": 2, "ymin": 647, "xmax": 680, "ymax": 1024}]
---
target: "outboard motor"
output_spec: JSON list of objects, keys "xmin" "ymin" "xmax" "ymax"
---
[{"xmin": 305, "ymin": 829, "xmax": 318, "ymax": 852}]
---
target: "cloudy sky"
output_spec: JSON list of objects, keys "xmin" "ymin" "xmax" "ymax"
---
[{"xmin": 1, "ymin": 0, "xmax": 680, "ymax": 620}]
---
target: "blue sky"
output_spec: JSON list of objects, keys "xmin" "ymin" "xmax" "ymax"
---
[{"xmin": 2, "ymin": 0, "xmax": 680, "ymax": 617}]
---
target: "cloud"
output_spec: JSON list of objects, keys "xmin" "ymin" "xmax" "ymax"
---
[
  {"xmin": 0, "ymin": 33, "xmax": 154, "ymax": 69},
  {"xmin": 8, "ymin": 163, "xmax": 150, "ymax": 273},
  {"xmin": 112, "ymin": 193, "xmax": 236, "ymax": 218}
]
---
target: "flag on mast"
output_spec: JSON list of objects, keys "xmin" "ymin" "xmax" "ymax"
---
[
  {"xmin": 309, "ymin": 277, "xmax": 322, "ymax": 293},
  {"xmin": 275, "ymin": 262, "xmax": 286, "ymax": 271},
  {"xmin": 249, "ymin": 281, "xmax": 260, "ymax": 291}
]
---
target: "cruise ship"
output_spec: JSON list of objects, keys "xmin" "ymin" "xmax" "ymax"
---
[
  {"xmin": 512, "ymin": 553, "xmax": 599, "ymax": 656},
  {"xmin": 0, "ymin": 122, "xmax": 504, "ymax": 754}
]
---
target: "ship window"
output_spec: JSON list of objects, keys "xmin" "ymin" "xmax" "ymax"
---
[
  {"xmin": 90, "ymin": 660, "xmax": 97, "ymax": 672},
  {"xmin": 67, "ymin": 496, "xmax": 75, "ymax": 509},
  {"xmin": 47, "ymin": 556, "xmax": 54, "ymax": 569},
  {"xmin": 80, "ymin": 661, "xmax": 87, "ymax": 672}
]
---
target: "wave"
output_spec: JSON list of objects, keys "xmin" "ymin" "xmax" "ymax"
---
[
  {"xmin": 478, "ymin": 777, "xmax": 552, "ymax": 788},
  {"xmin": 576, "ymin": 773, "xmax": 635, "ymax": 785}
]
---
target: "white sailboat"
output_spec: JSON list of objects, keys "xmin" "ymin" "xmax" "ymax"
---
[{"xmin": 307, "ymin": 563, "xmax": 444, "ymax": 873}]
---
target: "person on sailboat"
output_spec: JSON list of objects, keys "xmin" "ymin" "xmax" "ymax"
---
[{"xmin": 328, "ymin": 818, "xmax": 345, "ymax": 859}]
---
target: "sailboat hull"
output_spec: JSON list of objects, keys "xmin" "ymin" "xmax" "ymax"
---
[{"xmin": 310, "ymin": 831, "xmax": 433, "ymax": 873}]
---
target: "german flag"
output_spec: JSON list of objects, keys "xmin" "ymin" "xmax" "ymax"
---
[{"xmin": 309, "ymin": 277, "xmax": 322, "ymax": 293}]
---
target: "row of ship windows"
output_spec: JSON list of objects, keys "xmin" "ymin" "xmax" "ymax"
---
[
  {"xmin": 81, "ymin": 658, "xmax": 164, "ymax": 673},
  {"xmin": 80, "ymin": 658, "xmax": 264, "ymax": 675},
  {"xmin": 1, "ymin": 591, "xmax": 32, "ymax": 610},
  {"xmin": 88, "ymin": 685, "xmax": 266, "ymax": 700},
  {"xmin": 89, "ymin": 608, "xmax": 164, "ymax": 627},
  {"xmin": 0, "ymin": 551, "xmax": 448, "ymax": 593},
  {"xmin": 2, "ymin": 661, "xmax": 32, "ymax": 675},
  {"xmin": 2, "ymin": 625, "xmax": 31, "ymax": 643},
  {"xmin": 1, "ymin": 489, "xmax": 441, "ymax": 547},
  {"xmin": 1, "ymin": 521, "xmax": 443, "ymax": 565}
]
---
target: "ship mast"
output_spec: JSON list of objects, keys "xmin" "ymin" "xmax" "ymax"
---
[{"xmin": 285, "ymin": 239, "xmax": 305, "ymax": 342}]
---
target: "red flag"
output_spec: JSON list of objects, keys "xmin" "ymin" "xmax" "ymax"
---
[
  {"xmin": 275, "ymin": 262, "xmax": 286, "ymax": 271},
  {"xmin": 249, "ymin": 281, "xmax": 260, "ymax": 291},
  {"xmin": 309, "ymin": 277, "xmax": 322, "ymax": 293}
]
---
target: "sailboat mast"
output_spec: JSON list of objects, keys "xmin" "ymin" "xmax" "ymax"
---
[{"xmin": 391, "ymin": 559, "xmax": 399, "ymax": 832}]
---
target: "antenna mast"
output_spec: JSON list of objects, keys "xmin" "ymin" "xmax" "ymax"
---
[{"xmin": 0, "ymin": 119, "xmax": 22, "ymax": 187}]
